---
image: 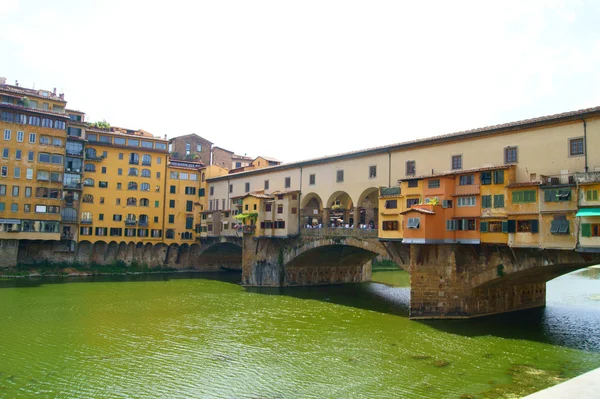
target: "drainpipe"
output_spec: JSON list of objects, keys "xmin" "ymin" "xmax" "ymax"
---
[
  {"xmin": 582, "ymin": 118, "xmax": 588, "ymax": 173},
  {"xmin": 387, "ymin": 151, "xmax": 391, "ymax": 187},
  {"xmin": 298, "ymin": 167, "xmax": 302, "ymax": 235}
]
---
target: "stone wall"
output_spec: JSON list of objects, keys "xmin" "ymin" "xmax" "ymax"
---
[
  {"xmin": 170, "ymin": 134, "xmax": 213, "ymax": 165},
  {"xmin": 4, "ymin": 238, "xmax": 243, "ymax": 271},
  {"xmin": 212, "ymin": 147, "xmax": 233, "ymax": 170},
  {"xmin": 0, "ymin": 239, "xmax": 19, "ymax": 267}
]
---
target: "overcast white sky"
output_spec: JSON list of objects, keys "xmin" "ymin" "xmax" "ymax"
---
[{"xmin": 2, "ymin": 0, "xmax": 600, "ymax": 162}]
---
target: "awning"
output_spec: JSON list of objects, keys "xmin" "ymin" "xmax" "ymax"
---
[
  {"xmin": 575, "ymin": 208, "xmax": 600, "ymax": 217},
  {"xmin": 0, "ymin": 219, "xmax": 21, "ymax": 224}
]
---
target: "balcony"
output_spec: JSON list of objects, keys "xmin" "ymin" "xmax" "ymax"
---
[
  {"xmin": 85, "ymin": 155, "xmax": 104, "ymax": 162},
  {"xmin": 242, "ymin": 225, "xmax": 256, "ymax": 234},
  {"xmin": 81, "ymin": 220, "xmax": 93, "ymax": 225},
  {"xmin": 66, "ymin": 150, "xmax": 84, "ymax": 157},
  {"xmin": 61, "ymin": 233, "xmax": 74, "ymax": 240},
  {"xmin": 541, "ymin": 173, "xmax": 576, "ymax": 186},
  {"xmin": 138, "ymin": 221, "xmax": 149, "ymax": 227},
  {"xmin": 61, "ymin": 215, "xmax": 78, "ymax": 223},
  {"xmin": 301, "ymin": 227, "xmax": 378, "ymax": 238},
  {"xmin": 125, "ymin": 220, "xmax": 137, "ymax": 226},
  {"xmin": 574, "ymin": 172, "xmax": 600, "ymax": 184},
  {"xmin": 454, "ymin": 184, "xmax": 480, "ymax": 196},
  {"xmin": 63, "ymin": 183, "xmax": 82, "ymax": 190}
]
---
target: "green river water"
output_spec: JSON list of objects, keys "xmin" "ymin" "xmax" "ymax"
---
[{"xmin": 1, "ymin": 268, "xmax": 600, "ymax": 399}]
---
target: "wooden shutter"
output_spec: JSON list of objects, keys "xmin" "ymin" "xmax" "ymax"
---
[
  {"xmin": 531, "ymin": 220, "xmax": 539, "ymax": 233},
  {"xmin": 581, "ymin": 223, "xmax": 592, "ymax": 237},
  {"xmin": 480, "ymin": 221, "xmax": 488, "ymax": 232}
]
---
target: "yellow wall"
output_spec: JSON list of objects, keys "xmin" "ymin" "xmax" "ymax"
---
[
  {"xmin": 164, "ymin": 166, "xmax": 200, "ymax": 244},
  {"xmin": 79, "ymin": 134, "xmax": 168, "ymax": 244}
]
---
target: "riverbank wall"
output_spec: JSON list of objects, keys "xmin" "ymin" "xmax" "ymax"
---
[{"xmin": 0, "ymin": 238, "xmax": 243, "ymax": 271}]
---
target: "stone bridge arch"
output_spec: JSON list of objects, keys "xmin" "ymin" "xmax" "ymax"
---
[{"xmin": 300, "ymin": 192, "xmax": 324, "ymax": 227}]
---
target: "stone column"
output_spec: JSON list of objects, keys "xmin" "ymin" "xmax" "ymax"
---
[
  {"xmin": 353, "ymin": 207, "xmax": 361, "ymax": 227},
  {"xmin": 323, "ymin": 208, "xmax": 330, "ymax": 226},
  {"xmin": 343, "ymin": 209, "xmax": 350, "ymax": 225}
]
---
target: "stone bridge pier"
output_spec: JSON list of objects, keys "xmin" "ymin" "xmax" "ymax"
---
[
  {"xmin": 409, "ymin": 244, "xmax": 600, "ymax": 319},
  {"xmin": 241, "ymin": 229, "xmax": 408, "ymax": 287}
]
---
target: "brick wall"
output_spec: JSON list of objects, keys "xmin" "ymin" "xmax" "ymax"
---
[
  {"xmin": 212, "ymin": 148, "xmax": 233, "ymax": 169},
  {"xmin": 170, "ymin": 135, "xmax": 212, "ymax": 165}
]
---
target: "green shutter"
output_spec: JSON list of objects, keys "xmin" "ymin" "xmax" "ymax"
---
[
  {"xmin": 581, "ymin": 223, "xmax": 592, "ymax": 237},
  {"xmin": 482, "ymin": 195, "xmax": 491, "ymax": 208},
  {"xmin": 594, "ymin": 190, "xmax": 599, "ymax": 201},
  {"xmin": 512, "ymin": 191, "xmax": 520, "ymax": 203},
  {"xmin": 494, "ymin": 194, "xmax": 504, "ymax": 208},
  {"xmin": 531, "ymin": 219, "xmax": 539, "ymax": 233},
  {"xmin": 524, "ymin": 190, "xmax": 536, "ymax": 203},
  {"xmin": 502, "ymin": 221, "xmax": 508, "ymax": 233},
  {"xmin": 544, "ymin": 190, "xmax": 554, "ymax": 202},
  {"xmin": 199, "ymin": 188, "xmax": 205, "ymax": 197},
  {"xmin": 185, "ymin": 217, "xmax": 193, "ymax": 229},
  {"xmin": 494, "ymin": 170, "xmax": 504, "ymax": 184},
  {"xmin": 507, "ymin": 220, "xmax": 516, "ymax": 233},
  {"xmin": 480, "ymin": 221, "xmax": 488, "ymax": 232}
]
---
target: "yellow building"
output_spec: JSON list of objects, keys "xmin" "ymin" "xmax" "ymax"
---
[
  {"xmin": 79, "ymin": 127, "xmax": 168, "ymax": 244},
  {"xmin": 0, "ymin": 81, "xmax": 69, "ymax": 244},
  {"xmin": 576, "ymin": 173, "xmax": 600, "ymax": 252},
  {"xmin": 164, "ymin": 159, "xmax": 202, "ymax": 244},
  {"xmin": 199, "ymin": 164, "xmax": 230, "ymax": 238},
  {"xmin": 506, "ymin": 182, "xmax": 541, "ymax": 248},
  {"xmin": 378, "ymin": 186, "xmax": 402, "ymax": 240},
  {"xmin": 479, "ymin": 166, "xmax": 515, "ymax": 244}
]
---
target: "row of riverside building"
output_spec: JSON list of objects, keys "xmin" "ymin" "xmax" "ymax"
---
[{"xmin": 1, "ymin": 77, "xmax": 600, "ymax": 267}]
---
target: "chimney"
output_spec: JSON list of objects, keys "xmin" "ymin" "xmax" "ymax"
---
[
  {"xmin": 53, "ymin": 87, "xmax": 56, "ymax": 95},
  {"xmin": 15, "ymin": 80, "xmax": 18, "ymax": 87}
]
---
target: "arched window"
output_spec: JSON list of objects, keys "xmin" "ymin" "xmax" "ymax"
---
[
  {"xmin": 140, "ymin": 183, "xmax": 150, "ymax": 191},
  {"xmin": 128, "ymin": 168, "xmax": 138, "ymax": 176},
  {"xmin": 142, "ymin": 154, "xmax": 151, "ymax": 166},
  {"xmin": 85, "ymin": 148, "xmax": 97, "ymax": 158},
  {"xmin": 166, "ymin": 229, "xmax": 175, "ymax": 239},
  {"xmin": 81, "ymin": 211, "xmax": 93, "ymax": 223},
  {"xmin": 83, "ymin": 178, "xmax": 94, "ymax": 187},
  {"xmin": 141, "ymin": 169, "xmax": 151, "ymax": 177},
  {"xmin": 182, "ymin": 232, "xmax": 193, "ymax": 239},
  {"xmin": 82, "ymin": 194, "xmax": 94, "ymax": 203},
  {"xmin": 128, "ymin": 182, "xmax": 138, "ymax": 190},
  {"xmin": 126, "ymin": 214, "xmax": 136, "ymax": 221},
  {"xmin": 126, "ymin": 197, "xmax": 137, "ymax": 206},
  {"xmin": 129, "ymin": 153, "xmax": 139, "ymax": 165},
  {"xmin": 140, "ymin": 198, "xmax": 150, "ymax": 207},
  {"xmin": 84, "ymin": 164, "xmax": 96, "ymax": 172},
  {"xmin": 139, "ymin": 214, "xmax": 149, "ymax": 225}
]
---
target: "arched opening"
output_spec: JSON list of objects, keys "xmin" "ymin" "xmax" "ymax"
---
[
  {"xmin": 356, "ymin": 187, "xmax": 380, "ymax": 228},
  {"xmin": 300, "ymin": 192, "xmax": 323, "ymax": 228},
  {"xmin": 325, "ymin": 191, "xmax": 354, "ymax": 227}
]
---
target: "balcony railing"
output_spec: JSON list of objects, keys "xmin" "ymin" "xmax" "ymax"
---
[
  {"xmin": 81, "ymin": 220, "xmax": 93, "ymax": 224},
  {"xmin": 242, "ymin": 225, "xmax": 256, "ymax": 234},
  {"xmin": 66, "ymin": 150, "xmax": 84, "ymax": 157},
  {"xmin": 85, "ymin": 155, "xmax": 104, "ymax": 162},
  {"xmin": 541, "ymin": 173, "xmax": 576, "ymax": 186},
  {"xmin": 61, "ymin": 215, "xmax": 78, "ymax": 223},
  {"xmin": 138, "ymin": 221, "xmax": 148, "ymax": 227},
  {"xmin": 301, "ymin": 227, "xmax": 378, "ymax": 238},
  {"xmin": 64, "ymin": 183, "xmax": 82, "ymax": 190},
  {"xmin": 125, "ymin": 220, "xmax": 137, "ymax": 226},
  {"xmin": 574, "ymin": 172, "xmax": 600, "ymax": 184}
]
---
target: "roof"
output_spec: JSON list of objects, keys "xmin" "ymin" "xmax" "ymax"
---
[
  {"xmin": 507, "ymin": 181, "xmax": 541, "ymax": 188},
  {"xmin": 230, "ymin": 192, "xmax": 275, "ymax": 200},
  {"xmin": 232, "ymin": 154, "xmax": 253, "ymax": 160},
  {"xmin": 399, "ymin": 164, "xmax": 513, "ymax": 181},
  {"xmin": 0, "ymin": 83, "xmax": 66, "ymax": 103},
  {"xmin": 86, "ymin": 126, "xmax": 167, "ymax": 141},
  {"xmin": 212, "ymin": 146, "xmax": 234, "ymax": 154},
  {"xmin": 209, "ymin": 105, "xmax": 600, "ymax": 182},
  {"xmin": 168, "ymin": 133, "xmax": 213, "ymax": 145},
  {"xmin": 400, "ymin": 207, "xmax": 436, "ymax": 215},
  {"xmin": 0, "ymin": 102, "xmax": 70, "ymax": 119},
  {"xmin": 254, "ymin": 156, "xmax": 281, "ymax": 163}
]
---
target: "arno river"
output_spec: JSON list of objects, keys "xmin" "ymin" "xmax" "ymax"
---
[{"xmin": 1, "ymin": 268, "xmax": 600, "ymax": 398}]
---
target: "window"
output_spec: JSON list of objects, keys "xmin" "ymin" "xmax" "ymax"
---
[
  {"xmin": 110, "ymin": 228, "xmax": 123, "ymax": 237},
  {"xmin": 185, "ymin": 187, "xmax": 196, "ymax": 195},
  {"xmin": 98, "ymin": 214, "xmax": 104, "ymax": 221},
  {"xmin": 457, "ymin": 196, "xmax": 476, "ymax": 207},
  {"xmin": 13, "ymin": 167, "xmax": 20, "ymax": 179},
  {"xmin": 186, "ymin": 201, "xmax": 193, "ymax": 212},
  {"xmin": 166, "ymin": 229, "xmax": 175, "ymax": 239},
  {"xmin": 185, "ymin": 217, "xmax": 193, "ymax": 230},
  {"xmin": 480, "ymin": 221, "xmax": 503, "ymax": 233},
  {"xmin": 23, "ymin": 204, "xmax": 30, "ymax": 213},
  {"xmin": 10, "ymin": 203, "xmax": 17, "ymax": 212},
  {"xmin": 80, "ymin": 227, "xmax": 92, "ymax": 236},
  {"xmin": 196, "ymin": 144, "xmax": 202, "ymax": 152},
  {"xmin": 117, "ymin": 183, "xmax": 122, "ymax": 190},
  {"xmin": 309, "ymin": 174, "xmax": 316, "ymax": 185},
  {"xmin": 29, "ymin": 133, "xmax": 36, "ymax": 143},
  {"xmin": 199, "ymin": 188, "xmax": 205, "ymax": 197},
  {"xmin": 569, "ymin": 137, "xmax": 584, "ymax": 156},
  {"xmin": 169, "ymin": 200, "xmax": 175, "ymax": 208},
  {"xmin": 81, "ymin": 211, "xmax": 93, "ymax": 223},
  {"xmin": 428, "ymin": 179, "xmax": 440, "ymax": 189},
  {"xmin": 480, "ymin": 172, "xmax": 492, "ymax": 185},
  {"xmin": 481, "ymin": 195, "xmax": 492, "ymax": 208},
  {"xmin": 336, "ymin": 170, "xmax": 344, "ymax": 182},
  {"xmin": 264, "ymin": 180, "xmax": 269, "ymax": 190},
  {"xmin": 581, "ymin": 223, "xmax": 600, "ymax": 237},
  {"xmin": 285, "ymin": 177, "xmax": 291, "ymax": 188},
  {"xmin": 544, "ymin": 189, "xmax": 571, "ymax": 202},
  {"xmin": 209, "ymin": 186, "xmax": 214, "ymax": 196},
  {"xmin": 456, "ymin": 219, "xmax": 476, "ymax": 231},
  {"xmin": 512, "ymin": 190, "xmax": 536, "ymax": 203},
  {"xmin": 113, "ymin": 214, "xmax": 123, "ymax": 221},
  {"xmin": 406, "ymin": 161, "xmax": 416, "ymax": 176},
  {"xmin": 27, "ymin": 151, "xmax": 34, "ymax": 161},
  {"xmin": 82, "ymin": 194, "xmax": 94, "ymax": 203},
  {"xmin": 274, "ymin": 221, "xmax": 286, "ymax": 229},
  {"xmin": 517, "ymin": 220, "xmax": 539, "ymax": 233},
  {"xmin": 40, "ymin": 135, "xmax": 51, "ymax": 145},
  {"xmin": 116, "ymin": 198, "xmax": 121, "ymax": 205},
  {"xmin": 127, "ymin": 139, "xmax": 139, "ymax": 147},
  {"xmin": 142, "ymin": 154, "xmax": 151, "ymax": 166},
  {"xmin": 585, "ymin": 190, "xmax": 598, "ymax": 202},
  {"xmin": 550, "ymin": 217, "xmax": 570, "ymax": 235},
  {"xmin": 140, "ymin": 183, "xmax": 150, "ymax": 191},
  {"xmin": 128, "ymin": 182, "xmax": 138, "ymax": 190},
  {"xmin": 451, "ymin": 155, "xmax": 462, "ymax": 170},
  {"xmin": 16, "ymin": 131, "xmax": 23, "ymax": 142},
  {"xmin": 170, "ymin": 185, "xmax": 176, "ymax": 194},
  {"xmin": 407, "ymin": 180, "xmax": 418, "ymax": 188},
  {"xmin": 118, "ymin": 152, "xmax": 124, "ymax": 160},
  {"xmin": 406, "ymin": 198, "xmax": 420, "ymax": 208},
  {"xmin": 245, "ymin": 182, "xmax": 250, "ymax": 193},
  {"xmin": 99, "ymin": 181, "xmax": 108, "ymax": 188},
  {"xmin": 11, "ymin": 185, "xmax": 19, "ymax": 196},
  {"xmin": 15, "ymin": 149, "xmax": 21, "ymax": 160},
  {"xmin": 185, "ymin": 143, "xmax": 191, "ymax": 155},
  {"xmin": 407, "ymin": 218, "xmax": 420, "ymax": 229},
  {"xmin": 96, "ymin": 227, "xmax": 107, "ymax": 236},
  {"xmin": 366, "ymin": 165, "xmax": 377, "ymax": 179},
  {"xmin": 493, "ymin": 194, "xmax": 504, "ymax": 208},
  {"xmin": 127, "ymin": 197, "xmax": 137, "ymax": 206},
  {"xmin": 141, "ymin": 169, "xmax": 151, "ymax": 178},
  {"xmin": 83, "ymin": 178, "xmax": 94, "ymax": 187},
  {"xmin": 141, "ymin": 141, "xmax": 153, "ymax": 149},
  {"xmin": 493, "ymin": 170, "xmax": 504, "ymax": 184},
  {"xmin": 168, "ymin": 215, "xmax": 175, "ymax": 223},
  {"xmin": 382, "ymin": 221, "xmax": 398, "ymax": 230},
  {"xmin": 459, "ymin": 175, "xmax": 474, "ymax": 186},
  {"xmin": 277, "ymin": 205, "xmax": 284, "ymax": 214},
  {"xmin": 504, "ymin": 147, "xmax": 518, "ymax": 163},
  {"xmin": 384, "ymin": 200, "xmax": 397, "ymax": 209},
  {"xmin": 3, "ymin": 129, "xmax": 10, "ymax": 140},
  {"xmin": 0, "ymin": 185, "xmax": 4, "ymax": 195},
  {"xmin": 129, "ymin": 153, "xmax": 139, "ymax": 165}
]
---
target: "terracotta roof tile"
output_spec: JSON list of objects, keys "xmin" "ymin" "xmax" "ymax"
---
[
  {"xmin": 400, "ymin": 208, "xmax": 436, "ymax": 215},
  {"xmin": 507, "ymin": 181, "xmax": 541, "ymax": 188},
  {"xmin": 0, "ymin": 102, "xmax": 69, "ymax": 118}
]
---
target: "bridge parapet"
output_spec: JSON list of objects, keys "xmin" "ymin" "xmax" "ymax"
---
[{"xmin": 300, "ymin": 227, "xmax": 378, "ymax": 239}]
